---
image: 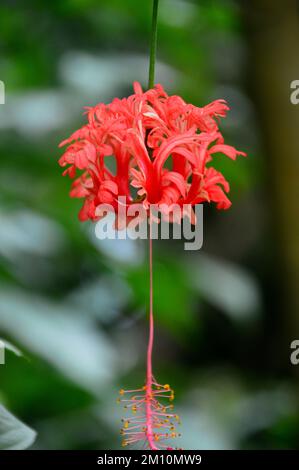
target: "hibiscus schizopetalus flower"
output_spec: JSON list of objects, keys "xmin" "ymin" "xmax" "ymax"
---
[
  {"xmin": 58, "ymin": 83, "xmax": 246, "ymax": 450},
  {"xmin": 59, "ymin": 82, "xmax": 246, "ymax": 226}
]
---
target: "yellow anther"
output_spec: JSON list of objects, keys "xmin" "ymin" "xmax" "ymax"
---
[
  {"xmin": 164, "ymin": 384, "xmax": 170, "ymax": 390},
  {"xmin": 154, "ymin": 434, "xmax": 160, "ymax": 441},
  {"xmin": 124, "ymin": 421, "xmax": 129, "ymax": 429},
  {"xmin": 119, "ymin": 389, "xmax": 125, "ymax": 395},
  {"xmin": 116, "ymin": 398, "xmax": 121, "ymax": 404}
]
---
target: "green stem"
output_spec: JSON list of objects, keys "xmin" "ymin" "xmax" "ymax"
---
[{"xmin": 148, "ymin": 0, "xmax": 159, "ymax": 89}]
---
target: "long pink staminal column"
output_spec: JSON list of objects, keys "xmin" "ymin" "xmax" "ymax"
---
[
  {"xmin": 145, "ymin": 228, "xmax": 158, "ymax": 450},
  {"xmin": 117, "ymin": 221, "xmax": 181, "ymax": 450}
]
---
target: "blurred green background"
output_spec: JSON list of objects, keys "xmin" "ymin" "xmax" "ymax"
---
[{"xmin": 1, "ymin": 0, "xmax": 299, "ymax": 450}]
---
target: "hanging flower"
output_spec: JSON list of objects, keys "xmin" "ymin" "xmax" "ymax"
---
[
  {"xmin": 58, "ymin": 82, "xmax": 246, "ymax": 450},
  {"xmin": 59, "ymin": 82, "xmax": 246, "ymax": 225}
]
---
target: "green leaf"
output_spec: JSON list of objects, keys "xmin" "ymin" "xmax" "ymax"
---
[{"xmin": 0, "ymin": 405, "xmax": 36, "ymax": 450}]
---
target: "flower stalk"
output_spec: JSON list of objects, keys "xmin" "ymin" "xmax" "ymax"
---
[{"xmin": 148, "ymin": 0, "xmax": 159, "ymax": 89}]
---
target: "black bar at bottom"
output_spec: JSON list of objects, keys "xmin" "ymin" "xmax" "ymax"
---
[{"xmin": 0, "ymin": 450, "xmax": 298, "ymax": 467}]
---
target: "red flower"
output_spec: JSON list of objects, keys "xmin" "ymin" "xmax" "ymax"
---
[{"xmin": 59, "ymin": 82, "xmax": 246, "ymax": 223}]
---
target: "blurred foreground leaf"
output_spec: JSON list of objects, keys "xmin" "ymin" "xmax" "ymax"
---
[{"xmin": 0, "ymin": 405, "xmax": 36, "ymax": 450}]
